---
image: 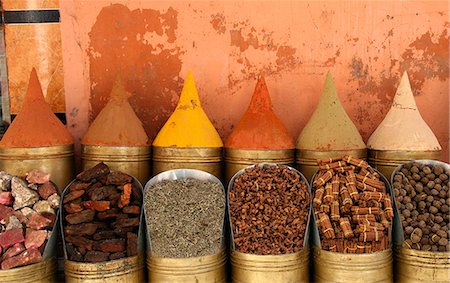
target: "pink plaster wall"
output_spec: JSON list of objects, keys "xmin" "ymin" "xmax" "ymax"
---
[{"xmin": 59, "ymin": 1, "xmax": 449, "ymax": 162}]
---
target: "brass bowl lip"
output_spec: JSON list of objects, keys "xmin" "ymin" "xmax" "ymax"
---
[
  {"xmin": 146, "ymin": 249, "xmax": 226, "ymax": 261},
  {"xmin": 314, "ymin": 246, "xmax": 392, "ymax": 257},
  {"xmin": 394, "ymin": 244, "xmax": 450, "ymax": 257},
  {"xmin": 231, "ymin": 247, "xmax": 309, "ymax": 258},
  {"xmin": 0, "ymin": 256, "xmax": 56, "ymax": 274},
  {"xmin": 0, "ymin": 144, "xmax": 74, "ymax": 154},
  {"xmin": 82, "ymin": 144, "xmax": 151, "ymax": 149}
]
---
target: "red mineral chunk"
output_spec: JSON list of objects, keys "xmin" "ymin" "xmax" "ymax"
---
[
  {"xmin": 63, "ymin": 190, "xmax": 85, "ymax": 204},
  {"xmin": 64, "ymin": 223, "xmax": 99, "ymax": 236},
  {"xmin": 97, "ymin": 208, "xmax": 119, "ymax": 220},
  {"xmin": 127, "ymin": 232, "xmax": 138, "ymax": 257},
  {"xmin": 122, "ymin": 205, "xmax": 141, "ymax": 215},
  {"xmin": 93, "ymin": 230, "xmax": 116, "ymax": 241},
  {"xmin": 112, "ymin": 218, "xmax": 140, "ymax": 229},
  {"xmin": 0, "ymin": 192, "xmax": 12, "ymax": 205},
  {"xmin": 106, "ymin": 172, "xmax": 132, "ymax": 186},
  {"xmin": 64, "ymin": 202, "xmax": 84, "ymax": 214},
  {"xmin": 0, "ymin": 228, "xmax": 24, "ymax": 249},
  {"xmin": 88, "ymin": 186, "xmax": 117, "ymax": 201},
  {"xmin": 27, "ymin": 214, "xmax": 53, "ymax": 230},
  {"xmin": 65, "ymin": 235, "xmax": 94, "ymax": 251},
  {"xmin": 118, "ymin": 183, "xmax": 132, "ymax": 208},
  {"xmin": 37, "ymin": 182, "xmax": 57, "ymax": 200},
  {"xmin": 1, "ymin": 248, "xmax": 42, "ymax": 269},
  {"xmin": 76, "ymin": 162, "xmax": 110, "ymax": 182},
  {"xmin": 26, "ymin": 169, "xmax": 51, "ymax": 184},
  {"xmin": 65, "ymin": 210, "xmax": 95, "ymax": 225},
  {"xmin": 24, "ymin": 229, "xmax": 47, "ymax": 249},
  {"xmin": 68, "ymin": 181, "xmax": 90, "ymax": 192},
  {"xmin": 82, "ymin": 201, "xmax": 110, "ymax": 212},
  {"xmin": 94, "ymin": 239, "xmax": 126, "ymax": 253},
  {"xmin": 0, "ymin": 204, "xmax": 14, "ymax": 221},
  {"xmin": 1, "ymin": 243, "xmax": 25, "ymax": 260}
]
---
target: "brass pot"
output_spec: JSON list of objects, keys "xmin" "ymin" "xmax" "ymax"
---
[
  {"xmin": 147, "ymin": 251, "xmax": 226, "ymax": 283},
  {"xmin": 0, "ymin": 144, "xmax": 74, "ymax": 191},
  {"xmin": 231, "ymin": 249, "xmax": 309, "ymax": 283},
  {"xmin": 64, "ymin": 255, "xmax": 145, "ymax": 283},
  {"xmin": 296, "ymin": 148, "xmax": 367, "ymax": 182},
  {"xmin": 224, "ymin": 148, "xmax": 294, "ymax": 182},
  {"xmin": 368, "ymin": 149, "xmax": 441, "ymax": 180},
  {"xmin": 395, "ymin": 246, "xmax": 450, "ymax": 283},
  {"xmin": 0, "ymin": 257, "xmax": 56, "ymax": 283},
  {"xmin": 152, "ymin": 146, "xmax": 222, "ymax": 180},
  {"xmin": 81, "ymin": 144, "xmax": 151, "ymax": 184},
  {"xmin": 313, "ymin": 248, "xmax": 393, "ymax": 283}
]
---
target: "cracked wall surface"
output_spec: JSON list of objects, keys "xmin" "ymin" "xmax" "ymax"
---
[{"xmin": 59, "ymin": 1, "xmax": 449, "ymax": 161}]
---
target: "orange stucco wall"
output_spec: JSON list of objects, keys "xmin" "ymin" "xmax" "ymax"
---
[{"xmin": 59, "ymin": 1, "xmax": 449, "ymax": 162}]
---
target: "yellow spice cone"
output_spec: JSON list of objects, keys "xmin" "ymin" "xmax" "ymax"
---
[
  {"xmin": 367, "ymin": 71, "xmax": 441, "ymax": 151},
  {"xmin": 153, "ymin": 71, "xmax": 223, "ymax": 147},
  {"xmin": 296, "ymin": 72, "xmax": 365, "ymax": 150},
  {"xmin": 81, "ymin": 75, "xmax": 149, "ymax": 146}
]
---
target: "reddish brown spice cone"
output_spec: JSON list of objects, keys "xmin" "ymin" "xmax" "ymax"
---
[
  {"xmin": 0, "ymin": 68, "xmax": 73, "ymax": 147},
  {"xmin": 225, "ymin": 75, "xmax": 294, "ymax": 149}
]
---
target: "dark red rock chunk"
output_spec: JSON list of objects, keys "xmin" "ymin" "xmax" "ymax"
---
[
  {"xmin": 93, "ymin": 239, "xmax": 126, "ymax": 253},
  {"xmin": 127, "ymin": 232, "xmax": 138, "ymax": 257},
  {"xmin": 65, "ymin": 210, "xmax": 95, "ymax": 225},
  {"xmin": 106, "ymin": 172, "xmax": 132, "ymax": 186},
  {"xmin": 0, "ymin": 204, "xmax": 14, "ymax": 221},
  {"xmin": 63, "ymin": 190, "xmax": 85, "ymax": 204},
  {"xmin": 76, "ymin": 163, "xmax": 110, "ymax": 182},
  {"xmin": 122, "ymin": 205, "xmax": 141, "ymax": 215},
  {"xmin": 66, "ymin": 243, "xmax": 84, "ymax": 262},
  {"xmin": 64, "ymin": 223, "xmax": 99, "ymax": 236},
  {"xmin": 0, "ymin": 228, "xmax": 24, "ymax": 250},
  {"xmin": 93, "ymin": 230, "xmax": 116, "ymax": 241},
  {"xmin": 27, "ymin": 213, "xmax": 53, "ymax": 230},
  {"xmin": 65, "ymin": 235, "xmax": 94, "ymax": 251},
  {"xmin": 37, "ymin": 182, "xmax": 57, "ymax": 200},
  {"xmin": 1, "ymin": 248, "xmax": 42, "ymax": 269},
  {"xmin": 64, "ymin": 202, "xmax": 84, "ymax": 214},
  {"xmin": 84, "ymin": 251, "xmax": 109, "ymax": 263},
  {"xmin": 82, "ymin": 201, "xmax": 110, "ymax": 212}
]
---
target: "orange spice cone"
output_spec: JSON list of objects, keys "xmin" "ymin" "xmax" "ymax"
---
[{"xmin": 225, "ymin": 74, "xmax": 294, "ymax": 181}]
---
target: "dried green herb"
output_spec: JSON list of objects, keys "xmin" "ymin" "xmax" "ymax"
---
[{"xmin": 145, "ymin": 178, "xmax": 224, "ymax": 258}]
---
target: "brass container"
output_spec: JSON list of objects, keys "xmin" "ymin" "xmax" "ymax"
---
[
  {"xmin": 224, "ymin": 148, "xmax": 294, "ymax": 182},
  {"xmin": 0, "ymin": 145, "xmax": 74, "ymax": 191},
  {"xmin": 368, "ymin": 149, "xmax": 441, "ymax": 180},
  {"xmin": 64, "ymin": 255, "xmax": 145, "ymax": 283},
  {"xmin": 313, "ymin": 248, "xmax": 393, "ymax": 283},
  {"xmin": 81, "ymin": 144, "xmax": 151, "ymax": 184},
  {"xmin": 296, "ymin": 148, "xmax": 367, "ymax": 182},
  {"xmin": 231, "ymin": 248, "xmax": 309, "ymax": 283},
  {"xmin": 228, "ymin": 164, "xmax": 311, "ymax": 283},
  {"xmin": 0, "ymin": 257, "xmax": 56, "ymax": 283},
  {"xmin": 395, "ymin": 246, "xmax": 450, "ymax": 283},
  {"xmin": 147, "ymin": 251, "xmax": 226, "ymax": 283},
  {"xmin": 152, "ymin": 146, "xmax": 223, "ymax": 180}
]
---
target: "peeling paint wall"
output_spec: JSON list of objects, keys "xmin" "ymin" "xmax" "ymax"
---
[{"xmin": 59, "ymin": 0, "xmax": 449, "ymax": 161}]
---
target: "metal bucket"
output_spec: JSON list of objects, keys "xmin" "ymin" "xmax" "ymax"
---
[
  {"xmin": 152, "ymin": 146, "xmax": 222, "ymax": 180},
  {"xmin": 144, "ymin": 169, "xmax": 226, "ymax": 283},
  {"xmin": 0, "ymin": 257, "xmax": 56, "ymax": 283},
  {"xmin": 368, "ymin": 149, "xmax": 441, "ymax": 180},
  {"xmin": 231, "ymin": 248, "xmax": 309, "ymax": 283},
  {"xmin": 313, "ymin": 248, "xmax": 393, "ymax": 283},
  {"xmin": 224, "ymin": 148, "xmax": 294, "ymax": 182},
  {"xmin": 390, "ymin": 160, "xmax": 450, "ymax": 283},
  {"xmin": 228, "ymin": 164, "xmax": 311, "ymax": 283},
  {"xmin": 61, "ymin": 174, "xmax": 146, "ymax": 283},
  {"xmin": 310, "ymin": 166, "xmax": 395, "ymax": 283},
  {"xmin": 395, "ymin": 246, "xmax": 449, "ymax": 283},
  {"xmin": 296, "ymin": 148, "xmax": 366, "ymax": 183},
  {"xmin": 64, "ymin": 255, "xmax": 145, "ymax": 283},
  {"xmin": 147, "ymin": 251, "xmax": 227, "ymax": 283},
  {"xmin": 81, "ymin": 144, "xmax": 151, "ymax": 184},
  {"xmin": 0, "ymin": 144, "xmax": 74, "ymax": 192}
]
